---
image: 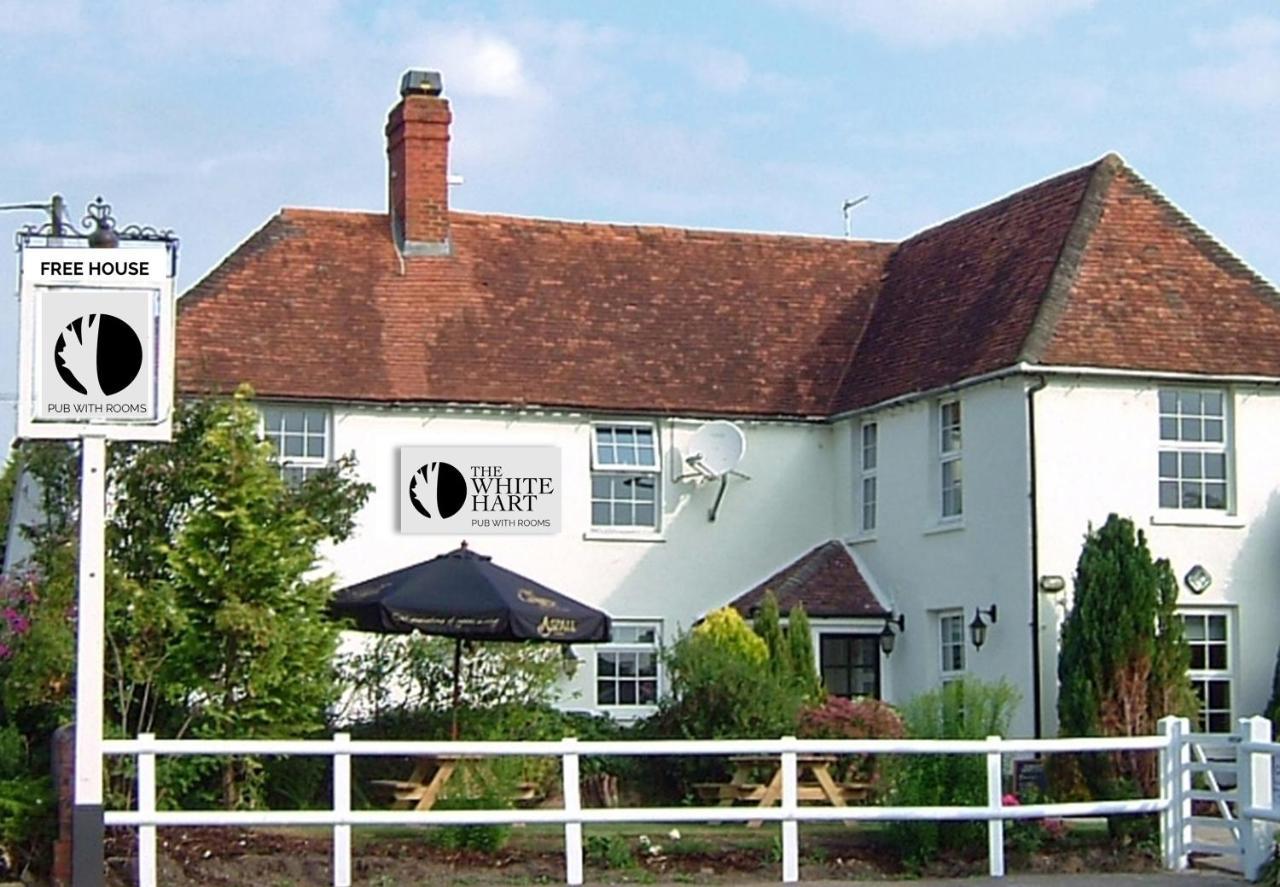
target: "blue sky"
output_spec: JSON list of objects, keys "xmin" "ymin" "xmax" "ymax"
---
[{"xmin": 2, "ymin": 0, "xmax": 1279, "ymax": 455}]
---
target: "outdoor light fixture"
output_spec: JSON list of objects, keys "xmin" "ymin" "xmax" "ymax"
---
[
  {"xmin": 969, "ymin": 605, "xmax": 998, "ymax": 651},
  {"xmin": 561, "ymin": 644, "xmax": 581, "ymax": 678},
  {"xmin": 879, "ymin": 612, "xmax": 906, "ymax": 656},
  {"xmin": 1038, "ymin": 575, "xmax": 1066, "ymax": 593},
  {"xmin": 1184, "ymin": 564, "xmax": 1212, "ymax": 595}
]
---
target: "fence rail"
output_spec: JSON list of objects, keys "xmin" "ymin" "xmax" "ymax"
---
[{"xmin": 100, "ymin": 716, "xmax": 1279, "ymax": 886}]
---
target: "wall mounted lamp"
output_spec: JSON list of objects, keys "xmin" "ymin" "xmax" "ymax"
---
[
  {"xmin": 969, "ymin": 605, "xmax": 998, "ymax": 651},
  {"xmin": 879, "ymin": 612, "xmax": 906, "ymax": 656},
  {"xmin": 1038, "ymin": 575, "xmax": 1066, "ymax": 593}
]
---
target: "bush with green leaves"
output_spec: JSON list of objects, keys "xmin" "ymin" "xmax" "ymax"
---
[
  {"xmin": 797, "ymin": 695, "xmax": 903, "ymax": 790},
  {"xmin": 1, "ymin": 390, "xmax": 372, "ymax": 828},
  {"xmin": 639, "ymin": 607, "xmax": 808, "ymax": 799},
  {"xmin": 887, "ymin": 678, "xmax": 1020, "ymax": 866},
  {"xmin": 0, "ymin": 723, "xmax": 54, "ymax": 877},
  {"xmin": 1056, "ymin": 514, "xmax": 1196, "ymax": 842}
]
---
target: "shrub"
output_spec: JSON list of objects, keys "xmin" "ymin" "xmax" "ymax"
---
[
  {"xmin": 1057, "ymin": 514, "xmax": 1196, "ymax": 841},
  {"xmin": 585, "ymin": 833, "xmax": 635, "ymax": 869},
  {"xmin": 427, "ymin": 791, "xmax": 511, "ymax": 853},
  {"xmin": 753, "ymin": 593, "xmax": 788, "ymax": 676},
  {"xmin": 797, "ymin": 696, "xmax": 903, "ymax": 789},
  {"xmin": 695, "ymin": 607, "xmax": 766, "ymax": 664},
  {"xmin": 0, "ymin": 724, "xmax": 54, "ymax": 876},
  {"xmin": 888, "ymin": 678, "xmax": 1020, "ymax": 866},
  {"xmin": 785, "ymin": 605, "xmax": 823, "ymax": 704},
  {"xmin": 640, "ymin": 610, "xmax": 806, "ymax": 799}
]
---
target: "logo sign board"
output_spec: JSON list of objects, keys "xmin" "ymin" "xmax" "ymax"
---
[
  {"xmin": 400, "ymin": 445, "xmax": 561, "ymax": 535},
  {"xmin": 17, "ymin": 246, "xmax": 176, "ymax": 441}
]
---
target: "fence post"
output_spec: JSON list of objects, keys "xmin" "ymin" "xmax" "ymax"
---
[
  {"xmin": 563, "ymin": 737, "xmax": 583, "ymax": 886},
  {"xmin": 986, "ymin": 735, "xmax": 1004, "ymax": 877},
  {"xmin": 1240, "ymin": 716, "xmax": 1275, "ymax": 880},
  {"xmin": 137, "ymin": 733, "xmax": 156, "ymax": 887},
  {"xmin": 1158, "ymin": 715, "xmax": 1190, "ymax": 870},
  {"xmin": 781, "ymin": 736, "xmax": 799, "ymax": 883},
  {"xmin": 333, "ymin": 732, "xmax": 352, "ymax": 887}
]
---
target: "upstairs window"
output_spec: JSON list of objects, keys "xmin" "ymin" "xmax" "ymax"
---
[
  {"xmin": 860, "ymin": 422, "xmax": 878, "ymax": 533},
  {"xmin": 590, "ymin": 424, "xmax": 660, "ymax": 530},
  {"xmin": 939, "ymin": 400, "xmax": 963, "ymax": 519},
  {"xmin": 262, "ymin": 406, "xmax": 330, "ymax": 484},
  {"xmin": 1158, "ymin": 389, "xmax": 1228, "ymax": 510}
]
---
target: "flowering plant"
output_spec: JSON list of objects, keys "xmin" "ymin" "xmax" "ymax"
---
[{"xmin": 797, "ymin": 696, "xmax": 904, "ymax": 788}]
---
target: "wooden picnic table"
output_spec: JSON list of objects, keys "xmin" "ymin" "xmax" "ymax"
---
[
  {"xmin": 371, "ymin": 753, "xmax": 477, "ymax": 811},
  {"xmin": 696, "ymin": 753, "xmax": 871, "ymax": 828},
  {"xmin": 371, "ymin": 754, "xmax": 544, "ymax": 811}
]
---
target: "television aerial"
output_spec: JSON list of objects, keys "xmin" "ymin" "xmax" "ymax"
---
[{"xmin": 676, "ymin": 420, "xmax": 749, "ymax": 521}]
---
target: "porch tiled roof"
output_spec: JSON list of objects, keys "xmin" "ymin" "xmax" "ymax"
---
[{"xmin": 728, "ymin": 541, "xmax": 887, "ymax": 619}]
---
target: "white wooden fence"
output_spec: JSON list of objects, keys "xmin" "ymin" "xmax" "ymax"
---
[{"xmin": 100, "ymin": 715, "xmax": 1279, "ymax": 886}]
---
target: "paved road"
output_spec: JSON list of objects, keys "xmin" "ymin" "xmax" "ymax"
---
[
  {"xmin": 644, "ymin": 876, "xmax": 1242, "ymax": 887},
  {"xmin": 834, "ymin": 876, "xmax": 1240, "ymax": 886}
]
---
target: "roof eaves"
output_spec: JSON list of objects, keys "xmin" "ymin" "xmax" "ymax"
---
[{"xmin": 1017, "ymin": 153, "xmax": 1120, "ymax": 364}]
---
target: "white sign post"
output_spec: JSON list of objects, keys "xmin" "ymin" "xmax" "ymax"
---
[{"xmin": 15, "ymin": 241, "xmax": 176, "ymax": 887}]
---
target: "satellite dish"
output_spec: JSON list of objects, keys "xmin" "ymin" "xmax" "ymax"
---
[{"xmin": 684, "ymin": 421, "xmax": 746, "ymax": 479}]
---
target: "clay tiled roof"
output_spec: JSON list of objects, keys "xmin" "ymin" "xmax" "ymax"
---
[
  {"xmin": 177, "ymin": 154, "xmax": 1280, "ymax": 416},
  {"xmin": 177, "ymin": 212, "xmax": 893, "ymax": 418},
  {"xmin": 728, "ymin": 541, "xmax": 887, "ymax": 619}
]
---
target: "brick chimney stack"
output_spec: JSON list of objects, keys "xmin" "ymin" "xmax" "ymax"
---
[{"xmin": 386, "ymin": 70, "xmax": 451, "ymax": 256}]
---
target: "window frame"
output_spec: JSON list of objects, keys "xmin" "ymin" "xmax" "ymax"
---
[
  {"xmin": 1157, "ymin": 388, "xmax": 1231, "ymax": 513},
  {"xmin": 938, "ymin": 609, "xmax": 966, "ymax": 680},
  {"xmin": 819, "ymin": 632, "xmax": 882, "ymax": 699},
  {"xmin": 1180, "ymin": 608, "xmax": 1234, "ymax": 733},
  {"xmin": 589, "ymin": 423, "xmax": 662, "ymax": 533},
  {"xmin": 938, "ymin": 399, "xmax": 963, "ymax": 521},
  {"xmin": 594, "ymin": 620, "xmax": 662, "ymax": 712},
  {"xmin": 260, "ymin": 404, "xmax": 332, "ymax": 484},
  {"xmin": 859, "ymin": 421, "xmax": 878, "ymax": 534}
]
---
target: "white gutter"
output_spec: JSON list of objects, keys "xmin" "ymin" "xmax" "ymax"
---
[{"xmin": 830, "ymin": 362, "xmax": 1280, "ymax": 421}]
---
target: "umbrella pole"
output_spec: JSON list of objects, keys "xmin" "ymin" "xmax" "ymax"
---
[{"xmin": 451, "ymin": 637, "xmax": 462, "ymax": 741}]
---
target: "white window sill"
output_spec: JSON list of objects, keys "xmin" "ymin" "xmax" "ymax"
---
[
  {"xmin": 583, "ymin": 530, "xmax": 666, "ymax": 543},
  {"xmin": 924, "ymin": 519, "xmax": 965, "ymax": 536},
  {"xmin": 1150, "ymin": 512, "xmax": 1246, "ymax": 529},
  {"xmin": 597, "ymin": 706, "xmax": 659, "ymax": 721},
  {"xmin": 847, "ymin": 532, "xmax": 878, "ymax": 545}
]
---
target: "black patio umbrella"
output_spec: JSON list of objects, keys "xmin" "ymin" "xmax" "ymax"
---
[{"xmin": 330, "ymin": 542, "xmax": 612, "ymax": 737}]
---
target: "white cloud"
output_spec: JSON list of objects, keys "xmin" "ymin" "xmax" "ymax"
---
[
  {"xmin": 689, "ymin": 47, "xmax": 752, "ymax": 93},
  {"xmin": 781, "ymin": 0, "xmax": 1096, "ymax": 48},
  {"xmin": 1184, "ymin": 16, "xmax": 1280, "ymax": 111},
  {"xmin": 0, "ymin": 0, "xmax": 84, "ymax": 36}
]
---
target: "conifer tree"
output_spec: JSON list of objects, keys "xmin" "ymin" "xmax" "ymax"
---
[
  {"xmin": 785, "ymin": 604, "xmax": 823, "ymax": 703},
  {"xmin": 753, "ymin": 590, "xmax": 789, "ymax": 677},
  {"xmin": 1057, "ymin": 513, "xmax": 1194, "ymax": 804}
]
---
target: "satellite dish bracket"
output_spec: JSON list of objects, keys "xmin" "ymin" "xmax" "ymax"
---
[{"xmin": 707, "ymin": 470, "xmax": 750, "ymax": 522}]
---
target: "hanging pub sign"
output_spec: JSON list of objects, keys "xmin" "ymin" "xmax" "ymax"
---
[{"xmin": 17, "ymin": 245, "xmax": 176, "ymax": 441}]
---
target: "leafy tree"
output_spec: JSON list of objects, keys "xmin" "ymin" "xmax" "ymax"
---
[
  {"xmin": 1056, "ymin": 513, "xmax": 1195, "ymax": 810},
  {"xmin": 0, "ymin": 451, "xmax": 21, "ymax": 569},
  {"xmin": 752, "ymin": 591, "xmax": 788, "ymax": 677},
  {"xmin": 785, "ymin": 604, "xmax": 823, "ymax": 703},
  {"xmin": 2, "ymin": 389, "xmax": 372, "ymax": 811}
]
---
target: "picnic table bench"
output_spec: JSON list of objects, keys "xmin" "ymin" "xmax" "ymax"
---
[
  {"xmin": 694, "ymin": 753, "xmax": 871, "ymax": 827},
  {"xmin": 371, "ymin": 753, "xmax": 544, "ymax": 811}
]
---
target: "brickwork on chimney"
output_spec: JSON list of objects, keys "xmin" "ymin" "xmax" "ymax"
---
[{"xmin": 385, "ymin": 93, "xmax": 451, "ymax": 252}]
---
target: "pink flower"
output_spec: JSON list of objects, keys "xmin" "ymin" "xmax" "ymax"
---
[
  {"xmin": 0, "ymin": 643, "xmax": 11, "ymax": 660},
  {"xmin": 1002, "ymin": 793, "xmax": 1020, "ymax": 807}
]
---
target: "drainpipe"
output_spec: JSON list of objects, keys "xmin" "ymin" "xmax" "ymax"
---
[{"xmin": 1027, "ymin": 375, "xmax": 1048, "ymax": 739}]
